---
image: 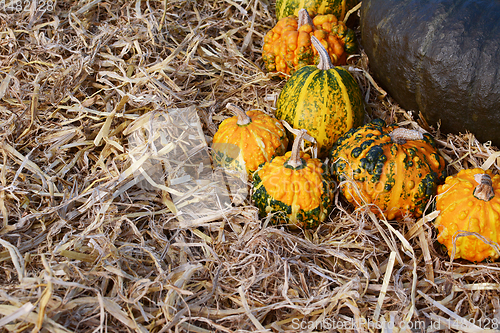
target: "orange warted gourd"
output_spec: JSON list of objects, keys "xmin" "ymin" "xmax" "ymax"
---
[
  {"xmin": 262, "ymin": 9, "xmax": 357, "ymax": 76},
  {"xmin": 252, "ymin": 130, "xmax": 334, "ymax": 228},
  {"xmin": 330, "ymin": 119, "xmax": 447, "ymax": 220},
  {"xmin": 434, "ymin": 169, "xmax": 500, "ymax": 262},
  {"xmin": 212, "ymin": 103, "xmax": 288, "ymax": 177},
  {"xmin": 276, "ymin": 35, "xmax": 364, "ymax": 158}
]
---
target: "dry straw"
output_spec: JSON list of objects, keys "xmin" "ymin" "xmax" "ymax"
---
[{"xmin": 1, "ymin": 0, "xmax": 500, "ymax": 332}]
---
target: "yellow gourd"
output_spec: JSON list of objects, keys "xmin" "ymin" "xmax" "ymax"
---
[
  {"xmin": 435, "ymin": 168, "xmax": 500, "ymax": 262},
  {"xmin": 212, "ymin": 103, "xmax": 288, "ymax": 178},
  {"xmin": 252, "ymin": 130, "xmax": 334, "ymax": 228}
]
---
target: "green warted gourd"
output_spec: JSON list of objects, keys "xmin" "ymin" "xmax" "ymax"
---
[
  {"xmin": 252, "ymin": 130, "xmax": 334, "ymax": 228},
  {"xmin": 330, "ymin": 119, "xmax": 446, "ymax": 220}
]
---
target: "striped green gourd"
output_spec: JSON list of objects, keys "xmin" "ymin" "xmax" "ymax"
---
[
  {"xmin": 275, "ymin": 0, "xmax": 360, "ymax": 20},
  {"xmin": 275, "ymin": 35, "xmax": 364, "ymax": 158}
]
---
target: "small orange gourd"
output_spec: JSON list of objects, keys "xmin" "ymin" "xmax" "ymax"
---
[
  {"xmin": 435, "ymin": 168, "xmax": 500, "ymax": 262},
  {"xmin": 262, "ymin": 9, "xmax": 357, "ymax": 76},
  {"xmin": 252, "ymin": 130, "xmax": 334, "ymax": 228},
  {"xmin": 212, "ymin": 103, "xmax": 288, "ymax": 178}
]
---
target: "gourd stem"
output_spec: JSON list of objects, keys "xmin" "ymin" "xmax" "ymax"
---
[
  {"xmin": 311, "ymin": 36, "xmax": 333, "ymax": 70},
  {"xmin": 297, "ymin": 8, "xmax": 314, "ymax": 29},
  {"xmin": 473, "ymin": 173, "xmax": 495, "ymax": 202},
  {"xmin": 226, "ymin": 103, "xmax": 251, "ymax": 126},
  {"xmin": 389, "ymin": 127, "xmax": 424, "ymax": 144},
  {"xmin": 288, "ymin": 129, "xmax": 306, "ymax": 168}
]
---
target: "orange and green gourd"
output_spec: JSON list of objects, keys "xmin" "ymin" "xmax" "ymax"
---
[
  {"xmin": 252, "ymin": 129, "xmax": 334, "ymax": 228},
  {"xmin": 330, "ymin": 119, "xmax": 446, "ymax": 220},
  {"xmin": 212, "ymin": 103, "xmax": 288, "ymax": 178},
  {"xmin": 262, "ymin": 9, "xmax": 357, "ymax": 76},
  {"xmin": 434, "ymin": 168, "xmax": 500, "ymax": 262},
  {"xmin": 275, "ymin": 35, "xmax": 364, "ymax": 158},
  {"xmin": 275, "ymin": 0, "xmax": 360, "ymax": 21}
]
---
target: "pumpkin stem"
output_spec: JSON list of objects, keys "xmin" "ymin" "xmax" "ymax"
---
[
  {"xmin": 226, "ymin": 103, "xmax": 251, "ymax": 126},
  {"xmin": 389, "ymin": 127, "xmax": 424, "ymax": 144},
  {"xmin": 297, "ymin": 9, "xmax": 314, "ymax": 29},
  {"xmin": 473, "ymin": 173, "xmax": 495, "ymax": 201},
  {"xmin": 287, "ymin": 129, "xmax": 306, "ymax": 168},
  {"xmin": 311, "ymin": 35, "xmax": 333, "ymax": 70}
]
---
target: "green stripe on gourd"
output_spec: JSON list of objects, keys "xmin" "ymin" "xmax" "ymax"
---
[
  {"xmin": 275, "ymin": 35, "xmax": 364, "ymax": 158},
  {"xmin": 275, "ymin": 0, "xmax": 360, "ymax": 21}
]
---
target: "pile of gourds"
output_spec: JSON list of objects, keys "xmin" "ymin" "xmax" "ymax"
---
[{"xmin": 210, "ymin": 0, "xmax": 500, "ymax": 263}]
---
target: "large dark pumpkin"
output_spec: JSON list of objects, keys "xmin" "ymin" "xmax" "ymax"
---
[{"xmin": 360, "ymin": 0, "xmax": 500, "ymax": 146}]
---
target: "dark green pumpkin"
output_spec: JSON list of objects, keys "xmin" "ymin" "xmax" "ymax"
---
[{"xmin": 360, "ymin": 0, "xmax": 500, "ymax": 146}]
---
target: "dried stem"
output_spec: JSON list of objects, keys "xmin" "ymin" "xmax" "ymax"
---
[
  {"xmin": 287, "ymin": 129, "xmax": 306, "ymax": 168},
  {"xmin": 226, "ymin": 103, "xmax": 251, "ymax": 126},
  {"xmin": 389, "ymin": 127, "xmax": 424, "ymax": 144},
  {"xmin": 311, "ymin": 36, "xmax": 333, "ymax": 70},
  {"xmin": 297, "ymin": 8, "xmax": 314, "ymax": 28},
  {"xmin": 474, "ymin": 173, "xmax": 495, "ymax": 201}
]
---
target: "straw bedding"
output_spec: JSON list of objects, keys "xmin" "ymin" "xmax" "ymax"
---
[{"xmin": 1, "ymin": 0, "xmax": 500, "ymax": 332}]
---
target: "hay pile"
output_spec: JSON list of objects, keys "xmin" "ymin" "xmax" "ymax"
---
[{"xmin": 1, "ymin": 0, "xmax": 500, "ymax": 332}]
